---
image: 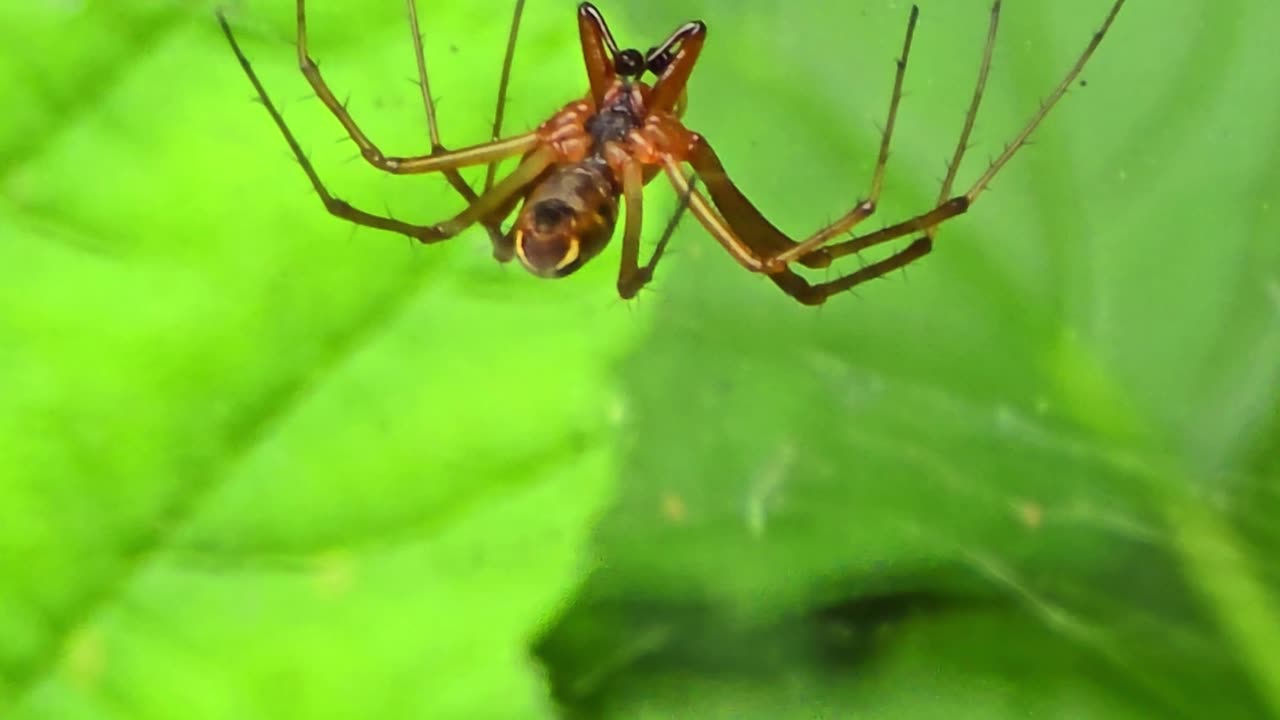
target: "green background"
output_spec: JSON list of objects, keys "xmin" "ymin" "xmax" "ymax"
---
[{"xmin": 2, "ymin": 0, "xmax": 1278, "ymax": 717}]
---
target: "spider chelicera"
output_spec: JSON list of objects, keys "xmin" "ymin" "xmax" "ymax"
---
[{"xmin": 216, "ymin": 0, "xmax": 1125, "ymax": 305}]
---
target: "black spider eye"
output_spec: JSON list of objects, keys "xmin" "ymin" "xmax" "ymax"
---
[
  {"xmin": 615, "ymin": 48, "xmax": 645, "ymax": 77},
  {"xmin": 645, "ymin": 46, "xmax": 672, "ymax": 75}
]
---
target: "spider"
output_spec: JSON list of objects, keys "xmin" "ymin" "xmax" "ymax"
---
[{"xmin": 216, "ymin": 0, "xmax": 1125, "ymax": 305}]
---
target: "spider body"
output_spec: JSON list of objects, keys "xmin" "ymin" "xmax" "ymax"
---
[
  {"xmin": 216, "ymin": 0, "xmax": 1126, "ymax": 304},
  {"xmin": 511, "ymin": 92, "xmax": 642, "ymax": 278},
  {"xmin": 510, "ymin": 9, "xmax": 700, "ymax": 282},
  {"xmin": 511, "ymin": 153, "xmax": 618, "ymax": 278}
]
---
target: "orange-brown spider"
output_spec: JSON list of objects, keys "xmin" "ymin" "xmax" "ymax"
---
[{"xmin": 216, "ymin": 1, "xmax": 1125, "ymax": 305}]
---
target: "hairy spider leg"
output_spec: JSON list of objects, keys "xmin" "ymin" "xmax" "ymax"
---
[
  {"xmin": 821, "ymin": 0, "xmax": 1126, "ymax": 260},
  {"xmin": 577, "ymin": 3, "xmax": 619, "ymax": 107},
  {"xmin": 216, "ymin": 9, "xmax": 550, "ymax": 243},
  {"xmin": 616, "ymin": 156, "xmax": 648, "ymax": 298},
  {"xmin": 289, "ymin": 0, "xmax": 539, "ymax": 177},
  {"xmin": 405, "ymin": 0, "xmax": 511, "ymax": 252},
  {"xmin": 663, "ymin": 0, "xmax": 1125, "ymax": 304},
  {"xmin": 665, "ymin": 6, "xmax": 919, "ymax": 276},
  {"xmin": 483, "ymin": 0, "xmax": 528, "ymax": 194},
  {"xmin": 617, "ymin": 172, "xmax": 698, "ymax": 299}
]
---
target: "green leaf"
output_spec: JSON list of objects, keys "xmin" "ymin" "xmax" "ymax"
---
[
  {"xmin": 5, "ymin": 0, "xmax": 1280, "ymax": 718},
  {"xmin": 0, "ymin": 2, "xmax": 637, "ymax": 717},
  {"xmin": 539, "ymin": 0, "xmax": 1280, "ymax": 717}
]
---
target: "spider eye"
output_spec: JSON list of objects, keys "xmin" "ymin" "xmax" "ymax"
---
[
  {"xmin": 615, "ymin": 48, "xmax": 645, "ymax": 77},
  {"xmin": 645, "ymin": 46, "xmax": 672, "ymax": 75}
]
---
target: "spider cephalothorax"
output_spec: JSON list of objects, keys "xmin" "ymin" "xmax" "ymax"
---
[{"xmin": 217, "ymin": 0, "xmax": 1126, "ymax": 304}]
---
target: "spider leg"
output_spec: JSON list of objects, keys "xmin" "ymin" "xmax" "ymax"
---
[
  {"xmin": 683, "ymin": 141, "xmax": 826, "ymax": 270},
  {"xmin": 824, "ymin": 0, "xmax": 1124, "ymax": 258},
  {"xmin": 662, "ymin": 159, "xmax": 768, "ymax": 272},
  {"xmin": 615, "ymin": 159, "xmax": 647, "ymax": 298},
  {"xmin": 768, "ymin": 238, "xmax": 935, "ymax": 304},
  {"xmin": 615, "ymin": 156, "xmax": 696, "ymax": 298},
  {"xmin": 961, "ymin": 0, "xmax": 1126, "ymax": 206},
  {"xmin": 927, "ymin": 0, "xmax": 1000, "ymax": 233},
  {"xmin": 664, "ymin": 157, "xmax": 940, "ymax": 304},
  {"xmin": 296, "ymin": 0, "xmax": 536, "ymax": 176},
  {"xmin": 679, "ymin": 5, "xmax": 918, "ymax": 271},
  {"xmin": 824, "ymin": 198, "xmax": 968, "ymax": 260},
  {"xmin": 483, "ymin": 0, "xmax": 528, "ymax": 193},
  {"xmin": 647, "ymin": 20, "xmax": 707, "ymax": 114},
  {"xmin": 218, "ymin": 11, "xmax": 552, "ymax": 243},
  {"xmin": 478, "ymin": 187, "xmax": 531, "ymax": 263},
  {"xmin": 405, "ymin": 0, "xmax": 509, "ymax": 250},
  {"xmin": 429, "ymin": 153, "xmax": 553, "ymax": 237},
  {"xmin": 577, "ymin": 3, "xmax": 619, "ymax": 107},
  {"xmin": 767, "ymin": 5, "xmax": 920, "ymax": 265},
  {"xmin": 648, "ymin": 174, "xmax": 697, "ymax": 271},
  {"xmin": 666, "ymin": 0, "xmax": 1124, "ymax": 305}
]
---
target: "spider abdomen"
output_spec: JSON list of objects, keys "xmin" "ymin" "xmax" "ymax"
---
[{"xmin": 512, "ymin": 160, "xmax": 619, "ymax": 278}]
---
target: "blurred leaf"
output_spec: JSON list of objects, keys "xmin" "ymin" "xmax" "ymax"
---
[
  {"xmin": 539, "ymin": 0, "xmax": 1280, "ymax": 718},
  {"xmin": 0, "ymin": 1, "xmax": 638, "ymax": 718},
  {"xmin": 5, "ymin": 0, "xmax": 1280, "ymax": 718}
]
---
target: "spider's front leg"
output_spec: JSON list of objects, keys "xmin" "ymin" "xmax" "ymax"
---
[
  {"xmin": 217, "ymin": 10, "xmax": 554, "ymax": 245},
  {"xmin": 297, "ymin": 0, "xmax": 497, "ymax": 239}
]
